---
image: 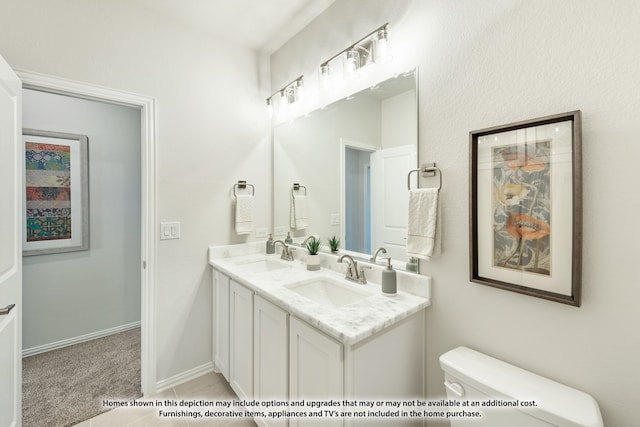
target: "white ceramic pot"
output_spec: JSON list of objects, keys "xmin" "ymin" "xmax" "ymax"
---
[{"xmin": 307, "ymin": 254, "xmax": 320, "ymax": 271}]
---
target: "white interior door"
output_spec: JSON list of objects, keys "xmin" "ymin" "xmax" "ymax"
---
[
  {"xmin": 0, "ymin": 54, "xmax": 23, "ymax": 427},
  {"xmin": 370, "ymin": 144, "xmax": 417, "ymax": 262}
]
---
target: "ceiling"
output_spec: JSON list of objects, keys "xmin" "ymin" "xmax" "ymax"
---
[{"xmin": 133, "ymin": 0, "xmax": 336, "ymax": 54}]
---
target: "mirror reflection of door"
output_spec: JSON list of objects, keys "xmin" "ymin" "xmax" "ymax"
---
[{"xmin": 371, "ymin": 145, "xmax": 417, "ymax": 262}]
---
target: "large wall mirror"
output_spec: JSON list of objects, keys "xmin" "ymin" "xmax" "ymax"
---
[{"xmin": 274, "ymin": 68, "xmax": 418, "ymax": 268}]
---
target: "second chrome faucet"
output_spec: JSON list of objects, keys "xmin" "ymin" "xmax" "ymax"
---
[{"xmin": 337, "ymin": 254, "xmax": 370, "ymax": 284}]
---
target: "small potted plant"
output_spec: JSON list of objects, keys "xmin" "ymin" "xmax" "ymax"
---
[
  {"xmin": 306, "ymin": 236, "xmax": 321, "ymax": 271},
  {"xmin": 328, "ymin": 235, "xmax": 340, "ymax": 253}
]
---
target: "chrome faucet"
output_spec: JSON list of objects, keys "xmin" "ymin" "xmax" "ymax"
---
[
  {"xmin": 337, "ymin": 254, "xmax": 370, "ymax": 284},
  {"xmin": 274, "ymin": 240, "xmax": 295, "ymax": 261},
  {"xmin": 370, "ymin": 247, "xmax": 387, "ymax": 263}
]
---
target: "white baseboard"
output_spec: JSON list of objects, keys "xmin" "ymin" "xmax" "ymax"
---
[
  {"xmin": 155, "ymin": 361, "xmax": 215, "ymax": 393},
  {"xmin": 22, "ymin": 321, "xmax": 141, "ymax": 358}
]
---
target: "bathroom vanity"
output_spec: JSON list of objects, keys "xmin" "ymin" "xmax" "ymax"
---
[{"xmin": 209, "ymin": 242, "xmax": 431, "ymax": 427}]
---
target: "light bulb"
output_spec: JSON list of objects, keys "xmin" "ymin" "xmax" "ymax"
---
[
  {"xmin": 295, "ymin": 80, "xmax": 304, "ymax": 102},
  {"xmin": 374, "ymin": 27, "xmax": 392, "ymax": 63},
  {"xmin": 266, "ymin": 98, "xmax": 273, "ymax": 118},
  {"xmin": 344, "ymin": 49, "xmax": 360, "ymax": 80},
  {"xmin": 277, "ymin": 90, "xmax": 288, "ymax": 118},
  {"xmin": 320, "ymin": 64, "xmax": 331, "ymax": 92}
]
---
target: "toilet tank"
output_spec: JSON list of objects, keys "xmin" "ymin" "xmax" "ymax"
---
[{"xmin": 439, "ymin": 347, "xmax": 603, "ymax": 427}]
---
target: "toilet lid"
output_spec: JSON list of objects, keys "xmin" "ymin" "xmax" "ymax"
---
[{"xmin": 439, "ymin": 347, "xmax": 603, "ymax": 427}]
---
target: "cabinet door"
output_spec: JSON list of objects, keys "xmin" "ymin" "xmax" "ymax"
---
[
  {"xmin": 254, "ymin": 296, "xmax": 289, "ymax": 427},
  {"xmin": 230, "ymin": 280, "xmax": 254, "ymax": 400},
  {"xmin": 213, "ymin": 270, "xmax": 230, "ymax": 380},
  {"xmin": 289, "ymin": 317, "xmax": 343, "ymax": 427}
]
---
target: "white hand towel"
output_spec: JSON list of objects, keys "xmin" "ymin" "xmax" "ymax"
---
[
  {"xmin": 235, "ymin": 194, "xmax": 254, "ymax": 235},
  {"xmin": 406, "ymin": 188, "xmax": 441, "ymax": 260},
  {"xmin": 290, "ymin": 193, "xmax": 308, "ymax": 230}
]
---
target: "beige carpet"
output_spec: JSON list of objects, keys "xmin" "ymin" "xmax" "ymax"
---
[{"xmin": 22, "ymin": 327, "xmax": 141, "ymax": 427}]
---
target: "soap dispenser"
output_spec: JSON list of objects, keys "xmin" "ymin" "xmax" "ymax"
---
[
  {"xmin": 266, "ymin": 234, "xmax": 275, "ymax": 254},
  {"xmin": 284, "ymin": 232, "xmax": 293, "ymax": 245},
  {"xmin": 381, "ymin": 258, "xmax": 397, "ymax": 296}
]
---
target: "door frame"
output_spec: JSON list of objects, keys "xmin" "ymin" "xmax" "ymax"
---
[{"xmin": 16, "ymin": 69, "xmax": 157, "ymax": 395}]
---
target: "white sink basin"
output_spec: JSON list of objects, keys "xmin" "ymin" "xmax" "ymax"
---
[
  {"xmin": 286, "ymin": 278, "xmax": 372, "ymax": 307},
  {"xmin": 234, "ymin": 258, "xmax": 291, "ymax": 273}
]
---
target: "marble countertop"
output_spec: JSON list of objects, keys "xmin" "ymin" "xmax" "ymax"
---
[{"xmin": 209, "ymin": 242, "xmax": 431, "ymax": 345}]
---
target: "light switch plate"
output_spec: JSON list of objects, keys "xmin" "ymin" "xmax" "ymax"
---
[
  {"xmin": 330, "ymin": 213, "xmax": 340, "ymax": 225},
  {"xmin": 160, "ymin": 222, "xmax": 180, "ymax": 240}
]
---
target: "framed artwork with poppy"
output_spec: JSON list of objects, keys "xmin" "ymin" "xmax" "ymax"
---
[
  {"xmin": 22, "ymin": 129, "xmax": 89, "ymax": 256},
  {"xmin": 469, "ymin": 111, "xmax": 582, "ymax": 306}
]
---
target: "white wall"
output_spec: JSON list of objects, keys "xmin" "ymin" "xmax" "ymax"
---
[
  {"xmin": 271, "ymin": 1, "xmax": 640, "ymax": 426},
  {"xmin": 22, "ymin": 89, "xmax": 141, "ymax": 351},
  {"xmin": 381, "ymin": 89, "xmax": 416, "ymax": 150},
  {"xmin": 0, "ymin": 0, "xmax": 271, "ymax": 384}
]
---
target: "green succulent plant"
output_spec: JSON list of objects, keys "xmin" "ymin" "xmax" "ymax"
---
[
  {"xmin": 306, "ymin": 236, "xmax": 321, "ymax": 255},
  {"xmin": 328, "ymin": 235, "xmax": 340, "ymax": 252}
]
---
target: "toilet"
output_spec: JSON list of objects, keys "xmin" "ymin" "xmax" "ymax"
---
[{"xmin": 439, "ymin": 347, "xmax": 603, "ymax": 427}]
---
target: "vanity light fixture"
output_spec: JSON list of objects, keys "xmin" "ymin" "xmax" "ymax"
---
[
  {"xmin": 295, "ymin": 78, "xmax": 305, "ymax": 102},
  {"xmin": 319, "ymin": 23, "xmax": 390, "ymax": 89},
  {"xmin": 266, "ymin": 75, "xmax": 304, "ymax": 116},
  {"xmin": 266, "ymin": 98, "xmax": 273, "ymax": 117},
  {"xmin": 344, "ymin": 48, "xmax": 360, "ymax": 80},
  {"xmin": 277, "ymin": 89, "xmax": 287, "ymax": 117},
  {"xmin": 319, "ymin": 63, "xmax": 331, "ymax": 92},
  {"xmin": 374, "ymin": 25, "xmax": 392, "ymax": 63}
]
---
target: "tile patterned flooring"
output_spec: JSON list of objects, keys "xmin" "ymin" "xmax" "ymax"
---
[{"xmin": 74, "ymin": 372, "xmax": 257, "ymax": 427}]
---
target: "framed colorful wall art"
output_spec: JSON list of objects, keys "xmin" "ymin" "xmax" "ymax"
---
[
  {"xmin": 469, "ymin": 111, "xmax": 582, "ymax": 306},
  {"xmin": 23, "ymin": 129, "xmax": 89, "ymax": 256}
]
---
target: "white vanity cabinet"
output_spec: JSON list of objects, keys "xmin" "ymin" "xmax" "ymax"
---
[
  {"xmin": 346, "ymin": 312, "xmax": 424, "ymax": 427},
  {"xmin": 254, "ymin": 295, "xmax": 289, "ymax": 427},
  {"xmin": 211, "ymin": 263, "xmax": 426, "ymax": 427},
  {"xmin": 213, "ymin": 270, "xmax": 230, "ymax": 380},
  {"xmin": 289, "ymin": 316, "xmax": 343, "ymax": 427},
  {"xmin": 288, "ymin": 312, "xmax": 424, "ymax": 427},
  {"xmin": 213, "ymin": 271, "xmax": 254, "ymax": 399},
  {"xmin": 229, "ymin": 280, "xmax": 254, "ymax": 400}
]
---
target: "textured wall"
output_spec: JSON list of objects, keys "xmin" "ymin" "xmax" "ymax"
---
[{"xmin": 270, "ymin": 1, "xmax": 640, "ymax": 425}]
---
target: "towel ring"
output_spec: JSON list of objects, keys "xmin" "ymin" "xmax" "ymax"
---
[
  {"xmin": 291, "ymin": 183, "xmax": 307, "ymax": 198},
  {"xmin": 407, "ymin": 163, "xmax": 442, "ymax": 191},
  {"xmin": 233, "ymin": 180, "xmax": 255, "ymax": 198}
]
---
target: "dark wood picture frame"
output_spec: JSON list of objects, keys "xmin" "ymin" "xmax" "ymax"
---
[{"xmin": 469, "ymin": 111, "xmax": 582, "ymax": 306}]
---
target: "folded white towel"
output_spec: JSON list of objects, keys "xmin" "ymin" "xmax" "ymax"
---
[
  {"xmin": 406, "ymin": 188, "xmax": 441, "ymax": 260},
  {"xmin": 290, "ymin": 193, "xmax": 308, "ymax": 230},
  {"xmin": 235, "ymin": 194, "xmax": 254, "ymax": 235}
]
